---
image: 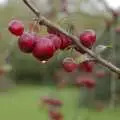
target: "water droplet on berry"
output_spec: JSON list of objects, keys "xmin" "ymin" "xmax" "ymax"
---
[{"xmin": 41, "ymin": 60, "xmax": 47, "ymax": 64}]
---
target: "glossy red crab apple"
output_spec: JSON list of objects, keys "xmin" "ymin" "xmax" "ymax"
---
[
  {"xmin": 47, "ymin": 27, "xmax": 72, "ymax": 49},
  {"xmin": 8, "ymin": 19, "xmax": 24, "ymax": 36},
  {"xmin": 18, "ymin": 32, "xmax": 36, "ymax": 53},
  {"xmin": 62, "ymin": 57, "xmax": 77, "ymax": 72},
  {"xmin": 79, "ymin": 30, "xmax": 96, "ymax": 48},
  {"xmin": 32, "ymin": 37, "xmax": 55, "ymax": 61},
  {"xmin": 46, "ymin": 34, "xmax": 62, "ymax": 50},
  {"xmin": 59, "ymin": 34, "xmax": 72, "ymax": 50}
]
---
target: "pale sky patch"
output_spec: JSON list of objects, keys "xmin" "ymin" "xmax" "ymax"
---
[
  {"xmin": 106, "ymin": 0, "xmax": 120, "ymax": 9},
  {"xmin": 0, "ymin": 0, "xmax": 8, "ymax": 7}
]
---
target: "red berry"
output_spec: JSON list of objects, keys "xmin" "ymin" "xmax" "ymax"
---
[
  {"xmin": 32, "ymin": 37, "xmax": 55, "ymax": 61},
  {"xmin": 8, "ymin": 19, "xmax": 24, "ymax": 36},
  {"xmin": 31, "ymin": 33, "xmax": 41, "ymax": 44},
  {"xmin": 84, "ymin": 78, "xmax": 95, "ymax": 89},
  {"xmin": 18, "ymin": 32, "xmax": 36, "ymax": 53},
  {"xmin": 42, "ymin": 97, "xmax": 63, "ymax": 106},
  {"xmin": 47, "ymin": 28, "xmax": 72, "ymax": 50},
  {"xmin": 75, "ymin": 76, "xmax": 96, "ymax": 89},
  {"xmin": 50, "ymin": 99, "xmax": 63, "ymax": 106},
  {"xmin": 49, "ymin": 111, "xmax": 63, "ymax": 120},
  {"xmin": 79, "ymin": 30, "xmax": 96, "ymax": 48},
  {"xmin": 96, "ymin": 70, "xmax": 105, "ymax": 78},
  {"xmin": 79, "ymin": 61, "xmax": 94, "ymax": 73},
  {"xmin": 46, "ymin": 34, "xmax": 62, "ymax": 50},
  {"xmin": 59, "ymin": 34, "xmax": 72, "ymax": 50},
  {"xmin": 62, "ymin": 57, "xmax": 77, "ymax": 72}
]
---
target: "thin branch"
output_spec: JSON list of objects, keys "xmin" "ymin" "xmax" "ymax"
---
[{"xmin": 23, "ymin": 0, "xmax": 120, "ymax": 76}]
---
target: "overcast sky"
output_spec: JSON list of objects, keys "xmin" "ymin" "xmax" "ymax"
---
[
  {"xmin": 0, "ymin": 0, "xmax": 120, "ymax": 9},
  {"xmin": 106, "ymin": 0, "xmax": 120, "ymax": 9}
]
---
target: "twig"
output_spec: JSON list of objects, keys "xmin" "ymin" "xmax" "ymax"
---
[{"xmin": 23, "ymin": 0, "xmax": 120, "ymax": 76}]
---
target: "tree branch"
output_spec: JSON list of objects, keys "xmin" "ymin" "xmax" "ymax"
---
[{"xmin": 23, "ymin": 0, "xmax": 120, "ymax": 76}]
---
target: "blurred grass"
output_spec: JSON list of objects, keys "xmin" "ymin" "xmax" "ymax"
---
[{"xmin": 0, "ymin": 86, "xmax": 120, "ymax": 120}]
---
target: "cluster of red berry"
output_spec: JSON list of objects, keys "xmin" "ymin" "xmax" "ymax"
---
[
  {"xmin": 76, "ymin": 59, "xmax": 97, "ymax": 88},
  {"xmin": 8, "ymin": 19, "xmax": 96, "ymax": 63},
  {"xmin": 8, "ymin": 19, "xmax": 70, "ymax": 62},
  {"xmin": 63, "ymin": 59, "xmax": 106, "ymax": 89},
  {"xmin": 62, "ymin": 57, "xmax": 96, "ymax": 89},
  {"xmin": 61, "ymin": 31, "xmax": 96, "ymax": 89},
  {"xmin": 62, "ymin": 59, "xmax": 95, "ymax": 73},
  {"xmin": 41, "ymin": 96, "xmax": 63, "ymax": 120}
]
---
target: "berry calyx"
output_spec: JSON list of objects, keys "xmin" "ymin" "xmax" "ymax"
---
[
  {"xmin": 18, "ymin": 32, "xmax": 36, "ymax": 53},
  {"xmin": 29, "ymin": 22, "xmax": 40, "ymax": 33},
  {"xmin": 62, "ymin": 57, "xmax": 77, "ymax": 72},
  {"xmin": 79, "ymin": 30, "xmax": 96, "ymax": 48},
  {"xmin": 32, "ymin": 37, "xmax": 55, "ymax": 61},
  {"xmin": 8, "ymin": 19, "xmax": 24, "ymax": 36}
]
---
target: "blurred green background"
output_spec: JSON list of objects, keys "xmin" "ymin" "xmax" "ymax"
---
[{"xmin": 0, "ymin": 0, "xmax": 120, "ymax": 120}]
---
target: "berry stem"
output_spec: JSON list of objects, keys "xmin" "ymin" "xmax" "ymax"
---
[{"xmin": 23, "ymin": 0, "xmax": 120, "ymax": 76}]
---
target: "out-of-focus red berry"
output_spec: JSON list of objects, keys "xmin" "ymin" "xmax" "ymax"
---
[
  {"xmin": 18, "ymin": 32, "xmax": 36, "ymax": 53},
  {"xmin": 8, "ymin": 19, "xmax": 24, "ymax": 36},
  {"xmin": 79, "ymin": 30, "xmax": 96, "ymax": 48},
  {"xmin": 79, "ymin": 61, "xmax": 94, "ymax": 73},
  {"xmin": 32, "ymin": 37, "xmax": 55, "ymax": 61},
  {"xmin": 62, "ymin": 57, "xmax": 77, "ymax": 72}
]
